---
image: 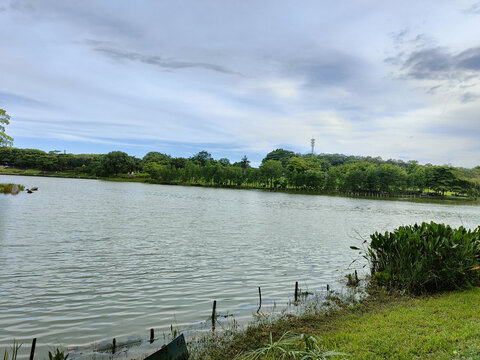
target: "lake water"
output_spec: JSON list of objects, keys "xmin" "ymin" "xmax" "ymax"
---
[{"xmin": 1, "ymin": 175, "xmax": 479, "ymax": 357}]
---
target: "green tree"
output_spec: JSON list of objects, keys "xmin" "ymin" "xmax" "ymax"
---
[
  {"xmin": 142, "ymin": 152, "xmax": 171, "ymax": 165},
  {"xmin": 144, "ymin": 162, "xmax": 177, "ymax": 182},
  {"xmin": 259, "ymin": 160, "xmax": 283, "ymax": 188},
  {"xmin": 171, "ymin": 157, "xmax": 187, "ymax": 169},
  {"xmin": 407, "ymin": 163, "xmax": 426, "ymax": 192},
  {"xmin": 344, "ymin": 166, "xmax": 364, "ymax": 191},
  {"xmin": 190, "ymin": 151, "xmax": 212, "ymax": 166},
  {"xmin": 286, "ymin": 157, "xmax": 308, "ymax": 173},
  {"xmin": 425, "ymin": 166, "xmax": 457, "ymax": 195},
  {"xmin": 218, "ymin": 158, "xmax": 230, "ymax": 166},
  {"xmin": 0, "ymin": 109, "xmax": 13, "ymax": 147},
  {"xmin": 262, "ymin": 148, "xmax": 295, "ymax": 167},
  {"xmin": 303, "ymin": 170, "xmax": 325, "ymax": 189},
  {"xmin": 100, "ymin": 151, "xmax": 135, "ymax": 176},
  {"xmin": 324, "ymin": 167, "xmax": 339, "ymax": 191},
  {"xmin": 239, "ymin": 155, "xmax": 250, "ymax": 172}
]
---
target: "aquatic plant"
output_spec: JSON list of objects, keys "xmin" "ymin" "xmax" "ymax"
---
[
  {"xmin": 48, "ymin": 348, "xmax": 69, "ymax": 360},
  {"xmin": 357, "ymin": 222, "xmax": 480, "ymax": 294},
  {"xmin": 345, "ymin": 271, "xmax": 359, "ymax": 288},
  {"xmin": 2, "ymin": 340, "xmax": 21, "ymax": 360},
  {"xmin": 0, "ymin": 183, "xmax": 24, "ymax": 194}
]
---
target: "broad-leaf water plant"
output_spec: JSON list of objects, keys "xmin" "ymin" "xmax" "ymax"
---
[{"xmin": 356, "ymin": 222, "xmax": 480, "ymax": 294}]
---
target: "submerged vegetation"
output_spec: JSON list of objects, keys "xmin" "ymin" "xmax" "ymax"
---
[
  {"xmin": 1, "ymin": 147, "xmax": 480, "ymax": 200},
  {"xmin": 0, "ymin": 183, "xmax": 24, "ymax": 194}
]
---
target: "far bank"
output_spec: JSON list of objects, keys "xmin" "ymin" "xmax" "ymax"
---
[{"xmin": 1, "ymin": 168, "xmax": 479, "ymax": 205}]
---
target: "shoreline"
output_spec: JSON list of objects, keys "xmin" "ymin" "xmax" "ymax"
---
[
  {"xmin": 189, "ymin": 286, "xmax": 480, "ymax": 359},
  {"xmin": 2, "ymin": 170, "xmax": 479, "ymax": 205}
]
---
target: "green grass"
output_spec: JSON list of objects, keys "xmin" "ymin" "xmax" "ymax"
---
[
  {"xmin": 98, "ymin": 176, "xmax": 150, "ymax": 182},
  {"xmin": 192, "ymin": 287, "xmax": 480, "ymax": 359},
  {"xmin": 314, "ymin": 288, "xmax": 480, "ymax": 359}
]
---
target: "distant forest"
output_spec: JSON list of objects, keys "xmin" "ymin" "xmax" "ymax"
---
[{"xmin": 1, "ymin": 147, "xmax": 479, "ymax": 197}]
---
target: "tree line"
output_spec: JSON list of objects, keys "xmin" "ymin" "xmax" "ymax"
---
[{"xmin": 1, "ymin": 147, "xmax": 479, "ymax": 197}]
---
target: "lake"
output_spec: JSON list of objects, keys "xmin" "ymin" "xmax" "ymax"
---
[{"xmin": 1, "ymin": 175, "xmax": 479, "ymax": 357}]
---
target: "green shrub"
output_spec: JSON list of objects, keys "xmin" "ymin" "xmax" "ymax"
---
[{"xmin": 366, "ymin": 222, "xmax": 480, "ymax": 294}]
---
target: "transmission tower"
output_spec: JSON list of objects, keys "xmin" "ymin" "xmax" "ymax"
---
[{"xmin": 310, "ymin": 137, "xmax": 315, "ymax": 155}]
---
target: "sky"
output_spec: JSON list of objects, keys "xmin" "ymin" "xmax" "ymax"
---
[{"xmin": 1, "ymin": 0, "xmax": 480, "ymax": 167}]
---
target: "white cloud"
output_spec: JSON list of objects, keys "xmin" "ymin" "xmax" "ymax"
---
[
  {"xmin": 1, "ymin": 0, "xmax": 480, "ymax": 166},
  {"xmin": 260, "ymin": 80, "xmax": 302, "ymax": 99}
]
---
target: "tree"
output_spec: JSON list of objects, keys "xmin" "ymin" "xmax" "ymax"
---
[
  {"xmin": 303, "ymin": 170, "xmax": 325, "ymax": 189},
  {"xmin": 407, "ymin": 163, "xmax": 426, "ymax": 192},
  {"xmin": 239, "ymin": 155, "xmax": 250, "ymax": 172},
  {"xmin": 262, "ymin": 149, "xmax": 295, "ymax": 167},
  {"xmin": 286, "ymin": 157, "xmax": 308, "ymax": 173},
  {"xmin": 259, "ymin": 160, "xmax": 283, "ymax": 188},
  {"xmin": 144, "ymin": 162, "xmax": 177, "ymax": 182},
  {"xmin": 0, "ymin": 109, "xmax": 13, "ymax": 147},
  {"xmin": 425, "ymin": 166, "xmax": 457, "ymax": 195},
  {"xmin": 171, "ymin": 157, "xmax": 187, "ymax": 169},
  {"xmin": 218, "ymin": 158, "xmax": 230, "ymax": 166},
  {"xmin": 100, "ymin": 151, "xmax": 135, "ymax": 176},
  {"xmin": 142, "ymin": 152, "xmax": 171, "ymax": 165},
  {"xmin": 190, "ymin": 151, "xmax": 212, "ymax": 166}
]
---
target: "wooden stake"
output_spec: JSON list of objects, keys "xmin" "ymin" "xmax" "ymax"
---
[
  {"xmin": 327, "ymin": 284, "xmax": 330, "ymax": 291},
  {"xmin": 212, "ymin": 300, "xmax": 217, "ymax": 331},
  {"xmin": 150, "ymin": 328, "xmax": 154, "ymax": 344},
  {"xmin": 29, "ymin": 338, "xmax": 36, "ymax": 360},
  {"xmin": 112, "ymin": 338, "xmax": 116, "ymax": 354},
  {"xmin": 294, "ymin": 281, "xmax": 299, "ymax": 303},
  {"xmin": 257, "ymin": 287, "xmax": 262, "ymax": 314}
]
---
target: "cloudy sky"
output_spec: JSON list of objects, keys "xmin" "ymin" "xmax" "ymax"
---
[{"xmin": 1, "ymin": 0, "xmax": 480, "ymax": 166}]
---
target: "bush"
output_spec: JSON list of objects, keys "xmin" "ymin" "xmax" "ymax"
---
[{"xmin": 366, "ymin": 222, "xmax": 480, "ymax": 294}]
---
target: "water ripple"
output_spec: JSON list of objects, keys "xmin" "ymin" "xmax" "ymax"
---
[{"xmin": 1, "ymin": 175, "xmax": 479, "ymax": 358}]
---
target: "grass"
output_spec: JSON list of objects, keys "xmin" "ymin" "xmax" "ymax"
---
[
  {"xmin": 314, "ymin": 288, "xmax": 480, "ymax": 359},
  {"xmin": 191, "ymin": 286, "xmax": 480, "ymax": 359}
]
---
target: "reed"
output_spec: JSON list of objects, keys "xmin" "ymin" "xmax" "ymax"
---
[{"xmin": 2, "ymin": 340, "xmax": 21, "ymax": 360}]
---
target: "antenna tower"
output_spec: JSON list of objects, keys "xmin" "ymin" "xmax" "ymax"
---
[{"xmin": 310, "ymin": 137, "xmax": 315, "ymax": 155}]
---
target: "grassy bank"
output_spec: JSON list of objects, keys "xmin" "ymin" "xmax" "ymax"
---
[
  {"xmin": 1, "ymin": 168, "xmax": 479, "ymax": 205},
  {"xmin": 192, "ymin": 286, "xmax": 480, "ymax": 359}
]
